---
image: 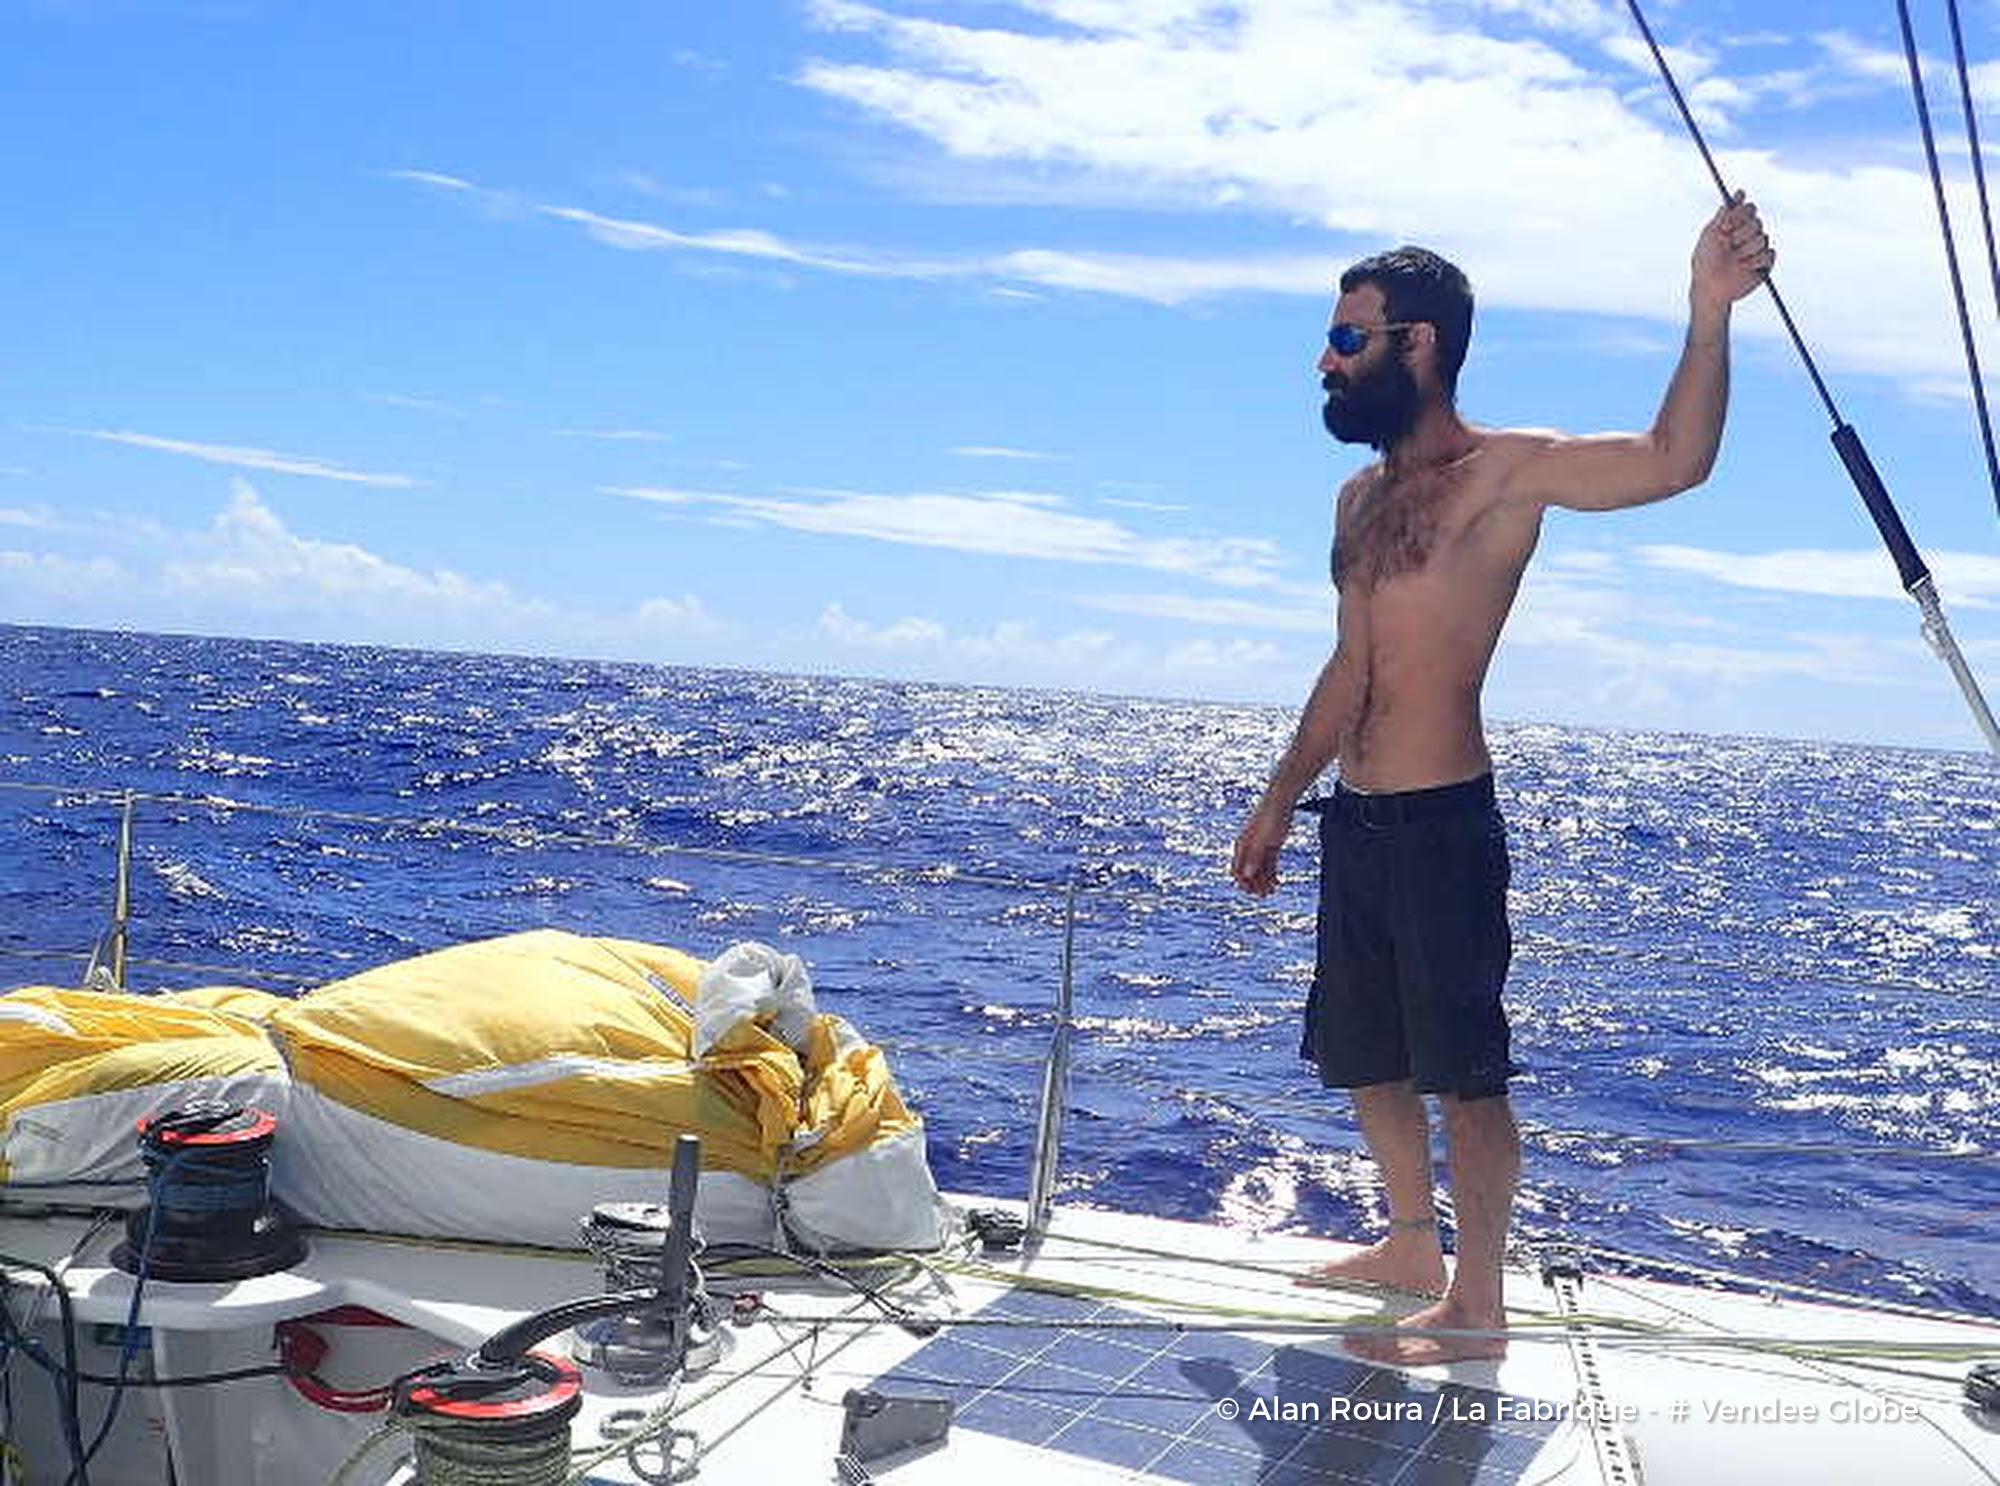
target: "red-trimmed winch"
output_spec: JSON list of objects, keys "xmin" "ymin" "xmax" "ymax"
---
[
  {"xmin": 398, "ymin": 1352, "xmax": 583, "ymax": 1486},
  {"xmin": 111, "ymin": 1102, "xmax": 307, "ymax": 1281}
]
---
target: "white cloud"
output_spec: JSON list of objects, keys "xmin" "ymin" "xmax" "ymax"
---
[
  {"xmin": 949, "ymin": 444, "xmax": 1067, "ymax": 460},
  {"xmin": 536, "ymin": 204, "xmax": 927, "ymax": 277},
  {"xmin": 601, "ymin": 482, "xmax": 1288, "ymax": 586},
  {"xmin": 389, "ymin": 168, "xmax": 483, "ymax": 193},
  {"xmin": 0, "ymin": 507, "xmax": 58, "ymax": 530},
  {"xmin": 1078, "ymin": 590, "xmax": 1330, "ymax": 631},
  {"xmin": 1538, "ymin": 546, "xmax": 1622, "ymax": 576},
  {"xmin": 1467, "ymin": 0, "xmax": 1615, "ymax": 35},
  {"xmin": 816, "ymin": 602, "xmax": 1123, "ymax": 666},
  {"xmin": 553, "ymin": 427, "xmax": 674, "ymax": 443},
  {"xmin": 599, "ymin": 170, "xmax": 731, "ymax": 208},
  {"xmin": 1100, "ymin": 496, "xmax": 1189, "ymax": 512},
  {"xmin": 603, "ymin": 486, "xmax": 697, "ymax": 505},
  {"xmin": 1600, "ymin": 632, "xmax": 1880, "ymax": 683},
  {"xmin": 1636, "ymin": 544, "xmax": 2000, "ymax": 608},
  {"xmin": 986, "ymin": 248, "xmax": 1332, "ymax": 305},
  {"xmin": 365, "ymin": 392, "xmax": 467, "ymax": 418},
  {"xmin": 161, "ymin": 480, "xmax": 544, "ymax": 621},
  {"xmin": 1813, "ymin": 31, "xmax": 1910, "ymax": 89},
  {"xmin": 633, "ymin": 594, "xmax": 727, "ymax": 634},
  {"xmin": 668, "ymin": 457, "xmax": 751, "ymax": 473},
  {"xmin": 819, "ymin": 602, "xmax": 949, "ymax": 649},
  {"xmin": 387, "ymin": 169, "xmax": 527, "ymax": 220},
  {"xmin": 1600, "ymin": 34, "xmax": 1717, "ymax": 88},
  {"xmin": 1480, "ymin": 541, "xmax": 1998, "ymax": 744},
  {"xmin": 0, "ymin": 549, "xmax": 124, "ymax": 593},
  {"xmin": 781, "ymin": 1, "xmax": 2000, "ymax": 387},
  {"xmin": 814, "ymin": 600, "xmax": 1270, "ymax": 690},
  {"xmin": 524, "ymin": 193, "xmax": 1330, "ymax": 303},
  {"xmin": 1164, "ymin": 636, "xmax": 1283, "ymax": 668},
  {"xmin": 1, "ymin": 480, "xmax": 741, "ymax": 659},
  {"xmin": 46, "ymin": 427, "xmax": 419, "ymax": 487},
  {"xmin": 383, "ymin": 8, "xmax": 2000, "ymax": 394}
]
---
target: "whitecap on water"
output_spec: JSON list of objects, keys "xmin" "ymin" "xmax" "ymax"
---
[
  {"xmin": 153, "ymin": 860, "xmax": 223, "ymax": 900},
  {"xmin": 1215, "ymin": 1159, "xmax": 1299, "ymax": 1230}
]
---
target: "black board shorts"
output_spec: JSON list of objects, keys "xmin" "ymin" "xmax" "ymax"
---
[{"xmin": 1299, "ymin": 773, "xmax": 1517, "ymax": 1100}]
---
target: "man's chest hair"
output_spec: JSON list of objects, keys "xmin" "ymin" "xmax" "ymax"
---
[{"xmin": 1334, "ymin": 463, "xmax": 1471, "ymax": 592}]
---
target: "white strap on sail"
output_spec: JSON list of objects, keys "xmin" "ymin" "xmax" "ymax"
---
[{"xmin": 424, "ymin": 1053, "xmax": 697, "ymax": 1098}]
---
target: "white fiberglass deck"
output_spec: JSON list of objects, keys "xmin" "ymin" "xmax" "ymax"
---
[{"xmin": 0, "ymin": 1198, "xmax": 1994, "ymax": 1486}]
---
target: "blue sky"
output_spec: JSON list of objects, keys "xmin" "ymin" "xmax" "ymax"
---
[{"xmin": 5, "ymin": 0, "xmax": 2000, "ymax": 750}]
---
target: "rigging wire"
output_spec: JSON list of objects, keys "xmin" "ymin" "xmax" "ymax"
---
[
  {"xmin": 1620, "ymin": 0, "xmax": 1840, "ymax": 422},
  {"xmin": 1620, "ymin": 0, "xmax": 2000, "ymax": 754},
  {"xmin": 1946, "ymin": 0, "xmax": 2000, "ymax": 329},
  {"xmin": 1896, "ymin": 0, "xmax": 2000, "ymax": 521}
]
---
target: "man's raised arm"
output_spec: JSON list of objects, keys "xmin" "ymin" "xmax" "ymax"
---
[{"xmin": 1502, "ymin": 192, "xmax": 1775, "ymax": 513}]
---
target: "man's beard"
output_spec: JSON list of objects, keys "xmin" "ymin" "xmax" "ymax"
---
[{"xmin": 1322, "ymin": 358, "xmax": 1420, "ymax": 451}]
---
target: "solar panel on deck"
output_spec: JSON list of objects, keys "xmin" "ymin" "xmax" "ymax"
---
[{"xmin": 870, "ymin": 1288, "xmax": 1562, "ymax": 1484}]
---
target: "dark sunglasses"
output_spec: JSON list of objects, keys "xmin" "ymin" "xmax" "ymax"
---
[{"xmin": 1326, "ymin": 321, "xmax": 1421, "ymax": 356}]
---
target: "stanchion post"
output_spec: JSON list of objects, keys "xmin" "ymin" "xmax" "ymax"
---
[{"xmin": 1026, "ymin": 880, "xmax": 1078, "ymax": 1241}]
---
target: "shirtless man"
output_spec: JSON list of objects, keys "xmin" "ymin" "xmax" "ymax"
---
[{"xmin": 1229, "ymin": 195, "xmax": 1773, "ymax": 1366}]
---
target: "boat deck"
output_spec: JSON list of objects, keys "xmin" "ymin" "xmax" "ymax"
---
[{"xmin": 0, "ymin": 1197, "xmax": 1995, "ymax": 1485}]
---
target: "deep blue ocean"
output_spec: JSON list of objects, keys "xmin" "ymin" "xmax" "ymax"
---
[{"xmin": 1, "ymin": 623, "xmax": 1994, "ymax": 1317}]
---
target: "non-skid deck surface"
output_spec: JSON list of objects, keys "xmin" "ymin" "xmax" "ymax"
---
[{"xmin": 872, "ymin": 1286, "xmax": 1561, "ymax": 1485}]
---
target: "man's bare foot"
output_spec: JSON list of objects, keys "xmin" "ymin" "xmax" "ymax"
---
[
  {"xmin": 1344, "ymin": 1295, "xmax": 1506, "ymax": 1365},
  {"xmin": 1293, "ymin": 1231, "xmax": 1447, "ymax": 1296}
]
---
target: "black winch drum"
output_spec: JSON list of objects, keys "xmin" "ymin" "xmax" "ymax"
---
[{"xmin": 110, "ymin": 1102, "xmax": 307, "ymax": 1281}]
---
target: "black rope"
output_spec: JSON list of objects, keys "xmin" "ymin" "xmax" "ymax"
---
[
  {"xmin": 0, "ymin": 1253, "xmax": 92, "ymax": 1485},
  {"xmin": 1619, "ymin": 0, "xmax": 1842, "ymax": 424},
  {"xmin": 1897, "ymin": 0, "xmax": 2000, "ymax": 522}
]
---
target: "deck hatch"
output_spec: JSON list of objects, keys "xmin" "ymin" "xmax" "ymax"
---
[{"xmin": 869, "ymin": 1288, "xmax": 1563, "ymax": 1484}]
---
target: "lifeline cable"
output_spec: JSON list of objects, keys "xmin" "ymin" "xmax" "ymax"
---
[
  {"xmin": 1622, "ymin": 0, "xmax": 2000, "ymax": 755},
  {"xmin": 1896, "ymin": 0, "xmax": 2000, "ymax": 521}
]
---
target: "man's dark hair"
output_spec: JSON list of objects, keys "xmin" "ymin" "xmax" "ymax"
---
[{"xmin": 1339, "ymin": 246, "xmax": 1474, "ymax": 397}]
